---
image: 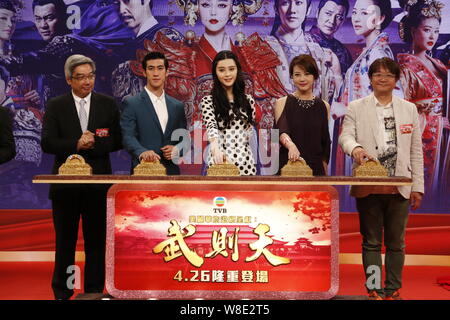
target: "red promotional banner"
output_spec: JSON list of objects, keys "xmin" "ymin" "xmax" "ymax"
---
[{"xmin": 106, "ymin": 183, "xmax": 339, "ymax": 299}]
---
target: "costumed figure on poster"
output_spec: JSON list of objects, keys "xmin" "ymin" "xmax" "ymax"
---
[
  {"xmin": 111, "ymin": 0, "xmax": 184, "ymax": 102},
  {"xmin": 0, "ymin": 0, "xmax": 47, "ymax": 208},
  {"xmin": 132, "ymin": 0, "xmax": 286, "ymax": 174},
  {"xmin": 31, "ymin": 0, "xmax": 71, "ymax": 103},
  {"xmin": 308, "ymin": 0, "xmax": 353, "ymax": 76},
  {"xmin": 397, "ymin": 0, "xmax": 449, "ymax": 200},
  {"xmin": 331, "ymin": 0, "xmax": 402, "ymax": 176},
  {"xmin": 135, "ymin": 0, "xmax": 286, "ymax": 130},
  {"xmin": 0, "ymin": 0, "xmax": 134, "ymax": 97},
  {"xmin": 266, "ymin": 0, "xmax": 342, "ymax": 104}
]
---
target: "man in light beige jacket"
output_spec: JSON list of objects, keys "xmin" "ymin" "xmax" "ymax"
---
[{"xmin": 339, "ymin": 57, "xmax": 424, "ymax": 300}]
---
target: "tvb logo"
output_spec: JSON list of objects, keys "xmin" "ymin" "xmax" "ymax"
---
[{"xmin": 213, "ymin": 197, "xmax": 227, "ymax": 214}]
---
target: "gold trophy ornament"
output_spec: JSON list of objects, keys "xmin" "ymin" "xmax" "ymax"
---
[
  {"xmin": 353, "ymin": 159, "xmax": 388, "ymax": 177},
  {"xmin": 280, "ymin": 158, "xmax": 313, "ymax": 177},
  {"xmin": 58, "ymin": 154, "xmax": 92, "ymax": 175},
  {"xmin": 133, "ymin": 159, "xmax": 167, "ymax": 176},
  {"xmin": 206, "ymin": 156, "xmax": 240, "ymax": 176}
]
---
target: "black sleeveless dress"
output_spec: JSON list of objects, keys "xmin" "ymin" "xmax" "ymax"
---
[{"xmin": 275, "ymin": 95, "xmax": 331, "ymax": 176}]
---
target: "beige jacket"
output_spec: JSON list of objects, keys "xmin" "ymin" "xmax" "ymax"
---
[{"xmin": 339, "ymin": 94, "xmax": 424, "ymax": 199}]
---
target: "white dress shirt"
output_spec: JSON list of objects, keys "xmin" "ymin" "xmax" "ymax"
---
[
  {"xmin": 72, "ymin": 91, "xmax": 91, "ymax": 128},
  {"xmin": 145, "ymin": 87, "xmax": 168, "ymax": 133}
]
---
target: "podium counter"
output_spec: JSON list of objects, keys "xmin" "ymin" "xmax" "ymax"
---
[{"xmin": 33, "ymin": 175, "xmax": 411, "ymax": 299}]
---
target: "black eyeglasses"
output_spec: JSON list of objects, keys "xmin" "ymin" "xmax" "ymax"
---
[
  {"xmin": 72, "ymin": 74, "xmax": 96, "ymax": 81},
  {"xmin": 372, "ymin": 73, "xmax": 396, "ymax": 79}
]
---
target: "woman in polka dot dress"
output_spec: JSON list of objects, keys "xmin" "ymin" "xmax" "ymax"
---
[{"xmin": 200, "ymin": 50, "xmax": 256, "ymax": 176}]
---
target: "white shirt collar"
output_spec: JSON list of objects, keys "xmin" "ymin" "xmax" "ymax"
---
[
  {"xmin": 144, "ymin": 87, "xmax": 165, "ymax": 103},
  {"xmin": 136, "ymin": 16, "xmax": 159, "ymax": 38},
  {"xmin": 72, "ymin": 91, "xmax": 91, "ymax": 103},
  {"xmin": 372, "ymin": 93, "xmax": 393, "ymax": 108},
  {"xmin": 144, "ymin": 87, "xmax": 168, "ymax": 132}
]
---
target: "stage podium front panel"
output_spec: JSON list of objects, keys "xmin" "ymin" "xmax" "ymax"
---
[
  {"xmin": 105, "ymin": 182, "xmax": 339, "ymax": 300},
  {"xmin": 33, "ymin": 175, "xmax": 411, "ymax": 299}
]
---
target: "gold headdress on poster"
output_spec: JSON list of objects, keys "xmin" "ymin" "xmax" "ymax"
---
[{"xmin": 175, "ymin": 0, "xmax": 263, "ymax": 26}]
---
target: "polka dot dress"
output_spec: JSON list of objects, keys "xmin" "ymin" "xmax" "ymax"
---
[{"xmin": 201, "ymin": 94, "xmax": 257, "ymax": 176}]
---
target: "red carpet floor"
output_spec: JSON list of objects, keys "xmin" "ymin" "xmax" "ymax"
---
[{"xmin": 0, "ymin": 262, "xmax": 449, "ymax": 300}]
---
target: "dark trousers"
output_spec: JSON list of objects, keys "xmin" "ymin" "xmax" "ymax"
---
[
  {"xmin": 356, "ymin": 194, "xmax": 410, "ymax": 295},
  {"xmin": 51, "ymin": 187, "xmax": 107, "ymax": 299}
]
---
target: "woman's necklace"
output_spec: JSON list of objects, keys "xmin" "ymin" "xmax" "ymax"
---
[{"xmin": 293, "ymin": 93, "xmax": 315, "ymax": 109}]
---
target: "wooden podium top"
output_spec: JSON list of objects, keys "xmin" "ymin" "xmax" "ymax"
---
[{"xmin": 32, "ymin": 175, "xmax": 412, "ymax": 186}]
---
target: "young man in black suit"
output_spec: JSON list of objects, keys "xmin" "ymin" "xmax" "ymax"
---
[
  {"xmin": 41, "ymin": 54, "xmax": 122, "ymax": 300},
  {"xmin": 0, "ymin": 106, "xmax": 15, "ymax": 164}
]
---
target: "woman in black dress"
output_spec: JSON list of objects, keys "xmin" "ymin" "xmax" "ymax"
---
[{"xmin": 275, "ymin": 54, "xmax": 331, "ymax": 176}]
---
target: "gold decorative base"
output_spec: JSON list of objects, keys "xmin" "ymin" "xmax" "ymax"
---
[
  {"xmin": 58, "ymin": 154, "xmax": 92, "ymax": 175},
  {"xmin": 353, "ymin": 159, "xmax": 388, "ymax": 177},
  {"xmin": 133, "ymin": 160, "xmax": 167, "ymax": 176},
  {"xmin": 207, "ymin": 162, "xmax": 240, "ymax": 176},
  {"xmin": 280, "ymin": 159, "xmax": 313, "ymax": 177}
]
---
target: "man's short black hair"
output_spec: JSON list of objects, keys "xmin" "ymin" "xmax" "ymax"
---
[
  {"xmin": 368, "ymin": 57, "xmax": 400, "ymax": 80},
  {"xmin": 317, "ymin": 0, "xmax": 350, "ymax": 18},
  {"xmin": 32, "ymin": 0, "xmax": 66, "ymax": 15},
  {"xmin": 142, "ymin": 51, "xmax": 169, "ymax": 70}
]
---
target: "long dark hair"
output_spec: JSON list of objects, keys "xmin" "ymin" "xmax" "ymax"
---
[
  {"xmin": 211, "ymin": 50, "xmax": 253, "ymax": 129},
  {"xmin": 370, "ymin": 0, "xmax": 393, "ymax": 31}
]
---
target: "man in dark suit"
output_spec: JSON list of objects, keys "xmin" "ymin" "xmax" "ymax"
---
[
  {"xmin": 0, "ymin": 106, "xmax": 15, "ymax": 164},
  {"xmin": 121, "ymin": 51, "xmax": 187, "ymax": 174},
  {"xmin": 41, "ymin": 54, "xmax": 122, "ymax": 300}
]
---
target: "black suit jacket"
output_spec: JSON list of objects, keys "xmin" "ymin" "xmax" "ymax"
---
[
  {"xmin": 41, "ymin": 92, "xmax": 122, "ymax": 198},
  {"xmin": 0, "ymin": 106, "xmax": 15, "ymax": 164}
]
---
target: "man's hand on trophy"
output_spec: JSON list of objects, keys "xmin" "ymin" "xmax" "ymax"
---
[
  {"xmin": 351, "ymin": 147, "xmax": 374, "ymax": 165},
  {"xmin": 140, "ymin": 150, "xmax": 161, "ymax": 162}
]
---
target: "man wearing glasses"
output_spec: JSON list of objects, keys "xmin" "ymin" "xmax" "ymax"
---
[
  {"xmin": 41, "ymin": 55, "xmax": 122, "ymax": 300},
  {"xmin": 339, "ymin": 57, "xmax": 424, "ymax": 300}
]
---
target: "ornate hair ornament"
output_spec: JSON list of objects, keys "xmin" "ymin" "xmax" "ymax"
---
[
  {"xmin": 176, "ymin": 0, "xmax": 198, "ymax": 26},
  {"xmin": 399, "ymin": 21, "xmax": 406, "ymax": 41},
  {"xmin": 421, "ymin": 0, "xmax": 444, "ymax": 19},
  {"xmin": 176, "ymin": 0, "xmax": 262, "ymax": 26},
  {"xmin": 0, "ymin": 0, "xmax": 23, "ymax": 12},
  {"xmin": 406, "ymin": 0, "xmax": 444, "ymax": 19}
]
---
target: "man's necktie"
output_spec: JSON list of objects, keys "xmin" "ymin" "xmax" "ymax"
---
[{"xmin": 79, "ymin": 99, "xmax": 88, "ymax": 132}]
